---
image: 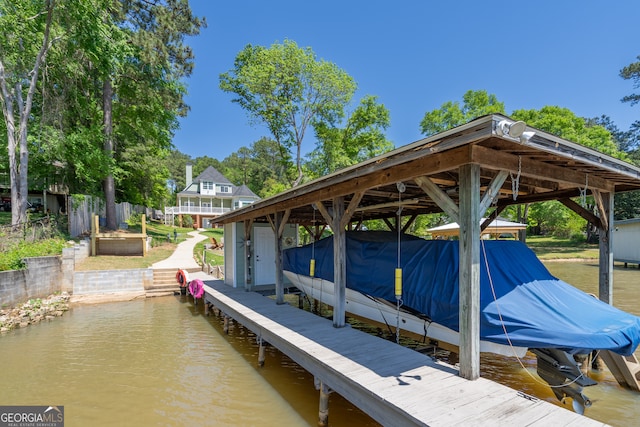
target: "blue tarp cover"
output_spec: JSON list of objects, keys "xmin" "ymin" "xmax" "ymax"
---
[{"xmin": 283, "ymin": 231, "xmax": 640, "ymax": 355}]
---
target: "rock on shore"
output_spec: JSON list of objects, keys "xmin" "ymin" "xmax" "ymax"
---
[{"xmin": 0, "ymin": 292, "xmax": 70, "ymax": 333}]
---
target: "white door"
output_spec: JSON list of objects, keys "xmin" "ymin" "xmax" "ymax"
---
[{"xmin": 254, "ymin": 227, "xmax": 276, "ymax": 286}]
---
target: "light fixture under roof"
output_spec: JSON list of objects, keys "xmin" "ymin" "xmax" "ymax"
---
[{"xmin": 496, "ymin": 119, "xmax": 535, "ymax": 143}]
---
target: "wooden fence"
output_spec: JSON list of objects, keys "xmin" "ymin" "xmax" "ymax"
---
[{"xmin": 68, "ymin": 195, "xmax": 155, "ymax": 238}]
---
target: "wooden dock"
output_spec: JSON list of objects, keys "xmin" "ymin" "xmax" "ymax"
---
[{"xmin": 201, "ymin": 280, "xmax": 608, "ymax": 426}]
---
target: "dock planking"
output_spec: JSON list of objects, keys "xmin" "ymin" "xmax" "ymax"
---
[{"xmin": 201, "ymin": 280, "xmax": 608, "ymax": 427}]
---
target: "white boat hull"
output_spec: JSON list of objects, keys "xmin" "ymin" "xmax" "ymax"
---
[{"xmin": 284, "ymin": 270, "xmax": 527, "ymax": 358}]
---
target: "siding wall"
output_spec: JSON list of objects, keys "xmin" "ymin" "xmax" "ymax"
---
[{"xmin": 613, "ymin": 220, "xmax": 640, "ymax": 264}]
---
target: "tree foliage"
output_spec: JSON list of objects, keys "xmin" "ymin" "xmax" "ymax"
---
[
  {"xmin": 419, "ymin": 90, "xmax": 505, "ymax": 136},
  {"xmin": 219, "ymin": 39, "xmax": 357, "ymax": 187},
  {"xmin": 620, "ymin": 55, "xmax": 640, "ymax": 106},
  {"xmin": 419, "ymin": 90, "xmax": 635, "ymax": 237},
  {"xmin": 512, "ymin": 106, "xmax": 625, "ymax": 159},
  {"xmin": 0, "ymin": 0, "xmax": 57, "ymax": 224},
  {"xmin": 0, "ymin": 0, "xmax": 205, "ymax": 227},
  {"xmin": 220, "ymin": 138, "xmax": 291, "ymax": 197},
  {"xmin": 306, "ymin": 95, "xmax": 393, "ymax": 179}
]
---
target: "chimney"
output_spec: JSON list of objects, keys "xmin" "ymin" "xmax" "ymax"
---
[{"xmin": 186, "ymin": 163, "xmax": 193, "ymax": 187}]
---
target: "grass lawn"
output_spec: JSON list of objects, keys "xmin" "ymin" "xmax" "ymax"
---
[
  {"xmin": 0, "ymin": 212, "xmax": 10, "ymax": 225},
  {"xmin": 195, "ymin": 228, "xmax": 224, "ymax": 267},
  {"xmin": 525, "ymin": 235, "xmax": 599, "ymax": 261}
]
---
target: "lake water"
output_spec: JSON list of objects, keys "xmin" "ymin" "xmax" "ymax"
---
[{"xmin": 0, "ymin": 261, "xmax": 638, "ymax": 426}]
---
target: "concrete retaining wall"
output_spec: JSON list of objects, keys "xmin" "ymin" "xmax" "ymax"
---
[
  {"xmin": 0, "ymin": 256, "xmax": 61, "ymax": 308},
  {"xmin": 73, "ymin": 269, "xmax": 151, "ymax": 295},
  {"xmin": 1, "ymin": 240, "xmax": 150, "ymax": 306}
]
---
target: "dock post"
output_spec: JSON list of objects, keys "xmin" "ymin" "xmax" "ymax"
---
[
  {"xmin": 315, "ymin": 378, "xmax": 332, "ymax": 427},
  {"xmin": 258, "ymin": 336, "xmax": 266, "ymax": 367},
  {"xmin": 223, "ymin": 315, "xmax": 229, "ymax": 334}
]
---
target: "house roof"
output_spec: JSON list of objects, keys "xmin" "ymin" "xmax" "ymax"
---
[
  {"xmin": 212, "ymin": 114, "xmax": 640, "ymax": 227},
  {"xmin": 428, "ymin": 218, "xmax": 527, "ymax": 237},
  {"xmin": 194, "ymin": 166, "xmax": 232, "ymax": 185},
  {"xmin": 234, "ymin": 184, "xmax": 259, "ymax": 198},
  {"xmin": 178, "ymin": 166, "xmax": 234, "ymax": 195}
]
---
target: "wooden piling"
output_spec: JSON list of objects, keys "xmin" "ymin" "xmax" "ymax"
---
[
  {"xmin": 316, "ymin": 379, "xmax": 332, "ymax": 427},
  {"xmin": 258, "ymin": 337, "xmax": 266, "ymax": 367},
  {"xmin": 223, "ymin": 315, "xmax": 229, "ymax": 334}
]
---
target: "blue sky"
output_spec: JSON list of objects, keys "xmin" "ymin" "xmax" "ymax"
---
[{"xmin": 172, "ymin": 1, "xmax": 640, "ymax": 160}]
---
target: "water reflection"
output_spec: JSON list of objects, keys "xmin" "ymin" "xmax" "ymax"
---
[{"xmin": 0, "ymin": 296, "xmax": 378, "ymax": 426}]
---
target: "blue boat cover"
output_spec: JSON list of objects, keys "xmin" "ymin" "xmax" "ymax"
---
[{"xmin": 283, "ymin": 231, "xmax": 640, "ymax": 355}]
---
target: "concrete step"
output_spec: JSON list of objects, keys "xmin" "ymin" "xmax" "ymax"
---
[
  {"xmin": 145, "ymin": 282, "xmax": 185, "ymax": 298},
  {"xmin": 151, "ymin": 267, "xmax": 201, "ymax": 286}
]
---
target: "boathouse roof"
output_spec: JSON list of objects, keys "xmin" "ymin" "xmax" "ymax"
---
[{"xmin": 214, "ymin": 114, "xmax": 640, "ymax": 226}]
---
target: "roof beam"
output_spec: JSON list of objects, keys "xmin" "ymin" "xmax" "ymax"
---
[
  {"xmin": 218, "ymin": 145, "xmax": 475, "ymax": 224},
  {"xmin": 479, "ymin": 170, "xmax": 508, "ymax": 216},
  {"xmin": 415, "ymin": 175, "xmax": 459, "ymax": 223},
  {"xmin": 471, "ymin": 145, "xmax": 613, "ymax": 192},
  {"xmin": 558, "ymin": 198, "xmax": 602, "ymax": 229}
]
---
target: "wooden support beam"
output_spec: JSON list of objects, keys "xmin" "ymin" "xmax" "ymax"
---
[
  {"xmin": 382, "ymin": 217, "xmax": 395, "ymax": 232},
  {"xmin": 478, "ymin": 171, "xmax": 508, "ymax": 217},
  {"xmin": 244, "ymin": 219, "xmax": 253, "ymax": 291},
  {"xmin": 332, "ymin": 197, "xmax": 347, "ymax": 328},
  {"xmin": 458, "ymin": 163, "xmax": 481, "ymax": 381},
  {"xmin": 471, "ymin": 145, "xmax": 613, "ymax": 192},
  {"xmin": 340, "ymin": 192, "xmax": 364, "ymax": 229},
  {"xmin": 402, "ymin": 214, "xmax": 419, "ymax": 233},
  {"xmin": 278, "ymin": 209, "xmax": 291, "ymax": 237},
  {"xmin": 414, "ymin": 175, "xmax": 459, "ymax": 223},
  {"xmin": 274, "ymin": 211, "xmax": 285, "ymax": 304},
  {"xmin": 315, "ymin": 202, "xmax": 332, "ymax": 226},
  {"xmin": 558, "ymin": 198, "xmax": 602, "ymax": 229},
  {"xmin": 592, "ymin": 190, "xmax": 609, "ymax": 232},
  {"xmin": 218, "ymin": 144, "xmax": 476, "ymax": 224},
  {"xmin": 597, "ymin": 192, "xmax": 614, "ymax": 305},
  {"xmin": 314, "ymin": 197, "xmax": 355, "ymax": 327},
  {"xmin": 480, "ymin": 205, "xmax": 506, "ymax": 233}
]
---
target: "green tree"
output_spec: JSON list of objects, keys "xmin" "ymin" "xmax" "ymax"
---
[
  {"xmin": 221, "ymin": 137, "xmax": 292, "ymax": 198},
  {"xmin": 620, "ymin": 55, "xmax": 640, "ymax": 106},
  {"xmin": 219, "ymin": 39, "xmax": 357, "ymax": 187},
  {"xmin": 306, "ymin": 95, "xmax": 393, "ymax": 178},
  {"xmin": 165, "ymin": 149, "xmax": 192, "ymax": 193},
  {"xmin": 419, "ymin": 91, "xmax": 631, "ymax": 237},
  {"xmin": 419, "ymin": 90, "xmax": 505, "ymax": 136},
  {"xmin": 0, "ymin": 0, "xmax": 56, "ymax": 224},
  {"xmin": 512, "ymin": 106, "xmax": 625, "ymax": 158},
  {"xmin": 589, "ymin": 116, "xmax": 640, "ymax": 220}
]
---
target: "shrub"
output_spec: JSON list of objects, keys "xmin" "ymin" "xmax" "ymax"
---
[{"xmin": 0, "ymin": 238, "xmax": 67, "ymax": 271}]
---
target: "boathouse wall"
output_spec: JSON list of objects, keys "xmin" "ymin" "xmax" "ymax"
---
[
  {"xmin": 223, "ymin": 222, "xmax": 297, "ymax": 290},
  {"xmin": 613, "ymin": 218, "xmax": 640, "ymax": 265}
]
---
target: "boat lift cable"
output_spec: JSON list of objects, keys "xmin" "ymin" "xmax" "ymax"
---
[
  {"xmin": 395, "ymin": 182, "xmax": 405, "ymax": 344},
  {"xmin": 481, "ymin": 239, "xmax": 588, "ymax": 389},
  {"xmin": 310, "ymin": 205, "xmax": 321, "ymax": 317},
  {"xmin": 510, "ymin": 156, "xmax": 521, "ymax": 201}
]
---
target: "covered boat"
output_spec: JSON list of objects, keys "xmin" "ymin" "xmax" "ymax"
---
[{"xmin": 282, "ymin": 231, "xmax": 640, "ymax": 411}]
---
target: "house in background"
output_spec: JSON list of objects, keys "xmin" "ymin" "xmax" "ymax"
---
[
  {"xmin": 164, "ymin": 164, "xmax": 260, "ymax": 228},
  {"xmin": 613, "ymin": 218, "xmax": 640, "ymax": 267}
]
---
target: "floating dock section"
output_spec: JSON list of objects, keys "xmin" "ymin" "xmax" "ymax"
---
[{"xmin": 201, "ymin": 280, "xmax": 607, "ymax": 426}]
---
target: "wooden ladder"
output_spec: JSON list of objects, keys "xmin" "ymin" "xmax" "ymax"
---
[{"xmin": 599, "ymin": 350, "xmax": 640, "ymax": 391}]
